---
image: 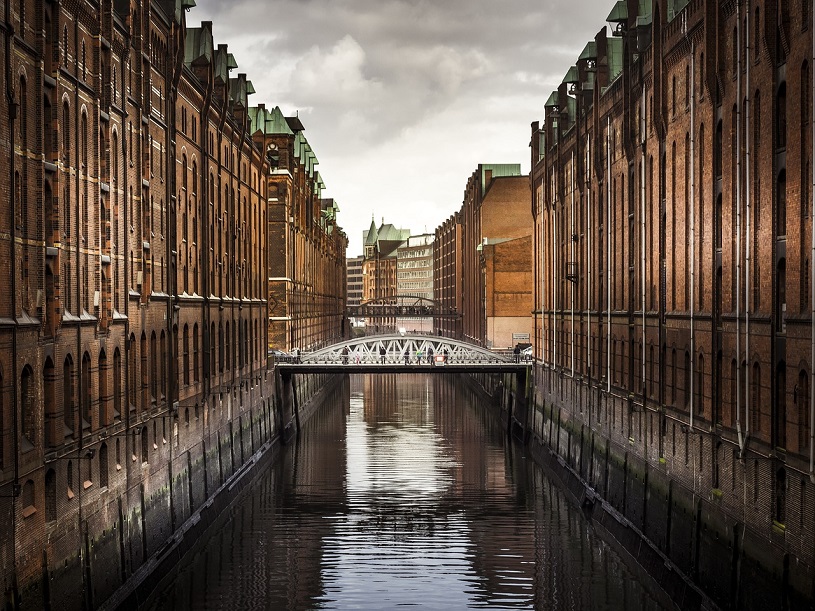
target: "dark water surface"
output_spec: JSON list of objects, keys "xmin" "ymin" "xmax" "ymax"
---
[{"xmin": 145, "ymin": 375, "xmax": 665, "ymax": 610}]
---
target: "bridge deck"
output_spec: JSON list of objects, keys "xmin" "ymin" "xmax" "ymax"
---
[{"xmin": 275, "ymin": 363, "xmax": 530, "ymax": 375}]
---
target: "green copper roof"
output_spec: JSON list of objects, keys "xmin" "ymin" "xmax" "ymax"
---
[
  {"xmin": 544, "ymin": 91, "xmax": 559, "ymax": 108},
  {"xmin": 607, "ymin": 0, "xmax": 627, "ymax": 23},
  {"xmin": 563, "ymin": 65, "xmax": 579, "ymax": 84},
  {"xmin": 184, "ymin": 25, "xmax": 213, "ymax": 66},
  {"xmin": 365, "ymin": 217, "xmax": 379, "ymax": 245},
  {"xmin": 579, "ymin": 41, "xmax": 597, "ymax": 61},
  {"xmin": 227, "ymin": 53, "xmax": 238, "ymax": 70},
  {"xmin": 608, "ymin": 37, "xmax": 624, "ymax": 83},
  {"xmin": 480, "ymin": 164, "xmax": 521, "ymax": 195}
]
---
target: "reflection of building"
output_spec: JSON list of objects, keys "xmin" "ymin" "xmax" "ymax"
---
[
  {"xmin": 250, "ymin": 106, "xmax": 348, "ymax": 351},
  {"xmin": 397, "ymin": 234, "xmax": 434, "ymax": 332}
]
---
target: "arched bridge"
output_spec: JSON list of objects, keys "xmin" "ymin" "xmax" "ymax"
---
[
  {"xmin": 273, "ymin": 334, "xmax": 531, "ymax": 442},
  {"xmin": 301, "ymin": 334, "xmax": 516, "ymax": 367}
]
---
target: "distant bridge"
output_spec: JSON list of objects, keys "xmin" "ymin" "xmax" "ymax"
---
[{"xmin": 346, "ymin": 296, "xmax": 461, "ymax": 319}]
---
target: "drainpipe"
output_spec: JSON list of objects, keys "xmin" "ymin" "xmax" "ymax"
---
[
  {"xmin": 552, "ymin": 166, "xmax": 557, "ymax": 371},
  {"xmin": 5, "ymin": 1, "xmax": 21, "ymax": 603},
  {"xmin": 570, "ymin": 151, "xmax": 575, "ymax": 377},
  {"xmin": 607, "ymin": 117, "xmax": 611, "ymax": 393},
  {"xmin": 586, "ymin": 136, "xmax": 592, "ymax": 393},
  {"xmin": 735, "ymin": 0, "xmax": 745, "ymax": 452},
  {"xmin": 745, "ymin": 0, "xmax": 752, "ymax": 446},
  {"xmin": 641, "ymin": 84, "xmax": 647, "ymax": 401},
  {"xmin": 689, "ymin": 36, "xmax": 696, "ymax": 431},
  {"xmin": 811, "ymin": 0, "xmax": 815, "ymax": 483}
]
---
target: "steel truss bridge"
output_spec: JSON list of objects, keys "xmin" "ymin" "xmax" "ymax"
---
[{"xmin": 273, "ymin": 334, "xmax": 531, "ymax": 442}]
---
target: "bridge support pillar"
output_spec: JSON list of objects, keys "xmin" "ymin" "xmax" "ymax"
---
[
  {"xmin": 276, "ymin": 370, "xmax": 300, "ymax": 444},
  {"xmin": 512, "ymin": 368, "xmax": 531, "ymax": 442}
]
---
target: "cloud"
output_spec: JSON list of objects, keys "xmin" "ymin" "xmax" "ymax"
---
[{"xmin": 189, "ymin": 0, "xmax": 613, "ymax": 254}]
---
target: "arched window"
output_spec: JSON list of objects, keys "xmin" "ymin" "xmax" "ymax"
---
[
  {"xmin": 183, "ymin": 324, "xmax": 190, "ymax": 385},
  {"xmin": 150, "ymin": 332, "xmax": 157, "ymax": 404},
  {"xmin": 210, "ymin": 322, "xmax": 216, "ymax": 375},
  {"xmin": 45, "ymin": 469, "xmax": 57, "ymax": 522},
  {"xmin": 81, "ymin": 353, "xmax": 91, "ymax": 430},
  {"xmin": 141, "ymin": 425, "xmax": 148, "ymax": 464},
  {"xmin": 193, "ymin": 324, "xmax": 199, "ymax": 383},
  {"xmin": 218, "ymin": 322, "xmax": 224, "ymax": 373},
  {"xmin": 44, "ymin": 358, "xmax": 56, "ymax": 447},
  {"xmin": 128, "ymin": 334, "xmax": 136, "ymax": 410},
  {"xmin": 20, "ymin": 365, "xmax": 34, "ymax": 449},
  {"xmin": 99, "ymin": 443, "xmax": 109, "ymax": 488},
  {"xmin": 113, "ymin": 348, "xmax": 122, "ymax": 420},
  {"xmin": 752, "ymin": 362, "xmax": 762, "ymax": 433},
  {"xmin": 798, "ymin": 370, "xmax": 810, "ymax": 452},
  {"xmin": 160, "ymin": 331, "xmax": 166, "ymax": 399},
  {"xmin": 98, "ymin": 351, "xmax": 108, "ymax": 427},
  {"xmin": 63, "ymin": 355, "xmax": 75, "ymax": 437},
  {"xmin": 775, "ymin": 468, "xmax": 787, "ymax": 524},
  {"xmin": 140, "ymin": 333, "xmax": 147, "ymax": 412},
  {"xmin": 18, "ymin": 76, "xmax": 27, "ymax": 150},
  {"xmin": 682, "ymin": 350, "xmax": 693, "ymax": 408},
  {"xmin": 776, "ymin": 361, "xmax": 787, "ymax": 449}
]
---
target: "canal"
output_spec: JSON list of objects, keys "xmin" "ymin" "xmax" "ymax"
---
[{"xmin": 144, "ymin": 374, "xmax": 666, "ymax": 610}]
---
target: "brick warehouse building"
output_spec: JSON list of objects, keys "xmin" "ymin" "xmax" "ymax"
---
[
  {"xmin": 532, "ymin": 0, "xmax": 814, "ymax": 606},
  {"xmin": 0, "ymin": 1, "xmax": 346, "ymax": 608},
  {"xmin": 457, "ymin": 164, "xmax": 532, "ymax": 348},
  {"xmin": 250, "ymin": 105, "xmax": 348, "ymax": 353}
]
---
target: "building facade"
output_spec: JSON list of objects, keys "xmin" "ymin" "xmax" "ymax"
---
[
  {"xmin": 459, "ymin": 164, "xmax": 532, "ymax": 347},
  {"xmin": 396, "ymin": 233, "xmax": 434, "ymax": 332},
  {"xmin": 0, "ymin": 2, "xmax": 345, "ymax": 607},
  {"xmin": 532, "ymin": 0, "xmax": 814, "ymax": 605},
  {"xmin": 249, "ymin": 106, "xmax": 348, "ymax": 352},
  {"xmin": 361, "ymin": 219, "xmax": 410, "ymax": 332},
  {"xmin": 433, "ymin": 213, "xmax": 463, "ymax": 338},
  {"xmin": 346, "ymin": 255, "xmax": 364, "ymax": 308}
]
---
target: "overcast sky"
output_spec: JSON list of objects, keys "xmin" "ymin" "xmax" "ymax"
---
[{"xmin": 190, "ymin": 0, "xmax": 612, "ymax": 256}]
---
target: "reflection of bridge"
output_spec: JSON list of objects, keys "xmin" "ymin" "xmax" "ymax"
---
[{"xmin": 274, "ymin": 334, "xmax": 530, "ymax": 442}]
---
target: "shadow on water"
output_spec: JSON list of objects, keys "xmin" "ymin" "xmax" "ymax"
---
[{"xmin": 142, "ymin": 374, "xmax": 667, "ymax": 610}]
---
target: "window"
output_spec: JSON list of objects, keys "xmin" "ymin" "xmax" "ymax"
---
[
  {"xmin": 63, "ymin": 355, "xmax": 75, "ymax": 437},
  {"xmin": 20, "ymin": 366, "xmax": 34, "ymax": 449},
  {"xmin": 81, "ymin": 353, "xmax": 91, "ymax": 430},
  {"xmin": 45, "ymin": 469, "xmax": 56, "ymax": 522},
  {"xmin": 183, "ymin": 324, "xmax": 190, "ymax": 385},
  {"xmin": 99, "ymin": 443, "xmax": 109, "ymax": 488},
  {"xmin": 776, "ymin": 361, "xmax": 787, "ymax": 449},
  {"xmin": 777, "ymin": 171, "xmax": 787, "ymax": 237},
  {"xmin": 775, "ymin": 468, "xmax": 787, "ymax": 524},
  {"xmin": 798, "ymin": 370, "xmax": 810, "ymax": 452}
]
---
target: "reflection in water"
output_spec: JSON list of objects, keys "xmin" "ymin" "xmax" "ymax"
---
[{"xmin": 146, "ymin": 374, "xmax": 664, "ymax": 610}]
